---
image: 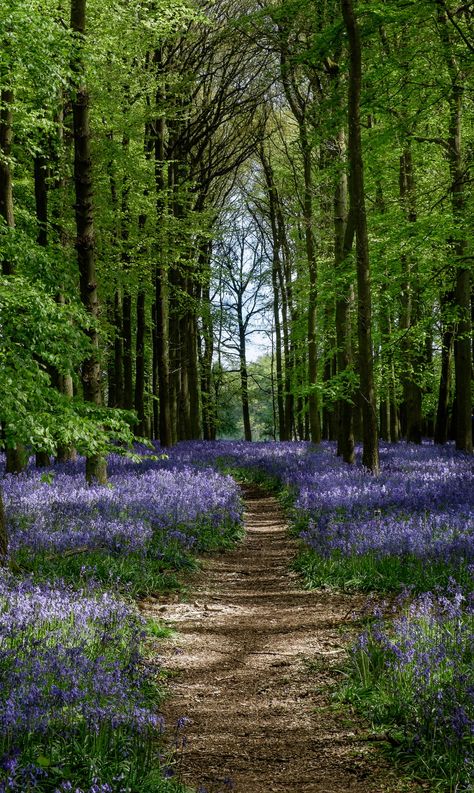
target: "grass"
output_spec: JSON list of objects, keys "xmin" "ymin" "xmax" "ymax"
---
[
  {"xmin": 17, "ymin": 548, "xmax": 184, "ymax": 598},
  {"xmin": 292, "ymin": 547, "xmax": 474, "ymax": 595},
  {"xmin": 339, "ymin": 600, "xmax": 474, "ymax": 792},
  {"xmin": 15, "ymin": 515, "xmax": 243, "ymax": 599}
]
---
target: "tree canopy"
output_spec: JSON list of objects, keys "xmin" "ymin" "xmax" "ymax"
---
[{"xmin": 1, "ymin": 0, "xmax": 472, "ymax": 495}]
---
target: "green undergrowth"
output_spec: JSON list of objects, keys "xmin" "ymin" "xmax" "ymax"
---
[
  {"xmin": 339, "ymin": 611, "xmax": 474, "ymax": 792},
  {"xmin": 18, "ymin": 549, "xmax": 184, "ymax": 598},
  {"xmin": 18, "ymin": 518, "xmax": 243, "ymax": 598},
  {"xmin": 293, "ymin": 547, "xmax": 474, "ymax": 595},
  {"xmin": 217, "ymin": 462, "xmax": 295, "ymax": 510},
  {"xmin": 195, "ymin": 517, "xmax": 245, "ymax": 553}
]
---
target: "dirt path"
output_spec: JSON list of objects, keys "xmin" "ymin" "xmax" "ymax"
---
[{"xmin": 143, "ymin": 486, "xmax": 425, "ymax": 793}]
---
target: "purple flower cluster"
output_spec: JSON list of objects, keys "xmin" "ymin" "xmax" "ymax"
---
[
  {"xmin": 149, "ymin": 440, "xmax": 474, "ymax": 570},
  {"xmin": 284, "ymin": 442, "xmax": 472, "ymax": 566},
  {"xmin": 0, "ymin": 572, "xmax": 158, "ymax": 740},
  {"xmin": 0, "ymin": 570, "xmax": 162, "ymax": 791},
  {"xmin": 354, "ymin": 584, "xmax": 474, "ymax": 787},
  {"xmin": 3, "ymin": 458, "xmax": 242, "ymax": 557},
  {"xmin": 1, "ymin": 440, "xmax": 472, "ymax": 789}
]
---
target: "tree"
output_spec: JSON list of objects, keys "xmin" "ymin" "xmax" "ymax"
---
[
  {"xmin": 341, "ymin": 0, "xmax": 379, "ymax": 473},
  {"xmin": 70, "ymin": 0, "xmax": 108, "ymax": 482},
  {"xmin": 214, "ymin": 207, "xmax": 270, "ymax": 441}
]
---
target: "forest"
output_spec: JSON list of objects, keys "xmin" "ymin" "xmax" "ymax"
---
[{"xmin": 0, "ymin": 0, "xmax": 473, "ymax": 791}]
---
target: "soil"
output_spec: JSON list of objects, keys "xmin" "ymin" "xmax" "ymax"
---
[{"xmin": 142, "ymin": 485, "xmax": 427, "ymax": 793}]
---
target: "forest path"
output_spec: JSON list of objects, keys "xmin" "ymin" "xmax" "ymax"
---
[{"xmin": 143, "ymin": 485, "xmax": 424, "ymax": 793}]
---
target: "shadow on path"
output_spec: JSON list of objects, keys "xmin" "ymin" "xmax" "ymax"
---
[{"xmin": 143, "ymin": 485, "xmax": 425, "ymax": 793}]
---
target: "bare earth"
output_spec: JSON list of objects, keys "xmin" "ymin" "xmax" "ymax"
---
[{"xmin": 142, "ymin": 485, "xmax": 426, "ymax": 793}]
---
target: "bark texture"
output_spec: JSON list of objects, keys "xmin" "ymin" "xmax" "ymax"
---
[
  {"xmin": 71, "ymin": 0, "xmax": 107, "ymax": 483},
  {"xmin": 341, "ymin": 0, "xmax": 379, "ymax": 473}
]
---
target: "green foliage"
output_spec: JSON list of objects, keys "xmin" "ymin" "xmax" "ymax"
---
[
  {"xmin": 0, "ymin": 0, "xmax": 71, "ymax": 140},
  {"xmin": 20, "ymin": 549, "xmax": 183, "ymax": 599},
  {"xmin": 342, "ymin": 600, "xmax": 474, "ymax": 791},
  {"xmin": 0, "ymin": 274, "xmax": 136, "ymax": 454},
  {"xmin": 293, "ymin": 546, "xmax": 474, "ymax": 596},
  {"xmin": 215, "ymin": 356, "xmax": 279, "ymax": 440}
]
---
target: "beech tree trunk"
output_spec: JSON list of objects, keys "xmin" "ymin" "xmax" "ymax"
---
[
  {"xmin": 261, "ymin": 149, "xmax": 286, "ymax": 440},
  {"xmin": 1, "ymin": 87, "xmax": 27, "ymax": 474},
  {"xmin": 122, "ymin": 292, "xmax": 133, "ymax": 410},
  {"xmin": 154, "ymin": 104, "xmax": 172, "ymax": 447},
  {"xmin": 341, "ymin": 0, "xmax": 379, "ymax": 473},
  {"xmin": 71, "ymin": 0, "xmax": 107, "ymax": 484},
  {"xmin": 399, "ymin": 146, "xmax": 423, "ymax": 443},
  {"xmin": 437, "ymin": 11, "xmax": 472, "ymax": 452},
  {"xmin": 33, "ymin": 152, "xmax": 52, "ymax": 469},
  {"xmin": 110, "ymin": 290, "xmax": 124, "ymax": 407},
  {"xmin": 151, "ymin": 303, "xmax": 160, "ymax": 439},
  {"xmin": 134, "ymin": 290, "xmax": 146, "ymax": 435},
  {"xmin": 187, "ymin": 307, "xmax": 201, "ymax": 439},
  {"xmin": 56, "ymin": 367, "xmax": 77, "ymax": 463},
  {"xmin": 334, "ymin": 130, "xmax": 355, "ymax": 463},
  {"xmin": 276, "ymin": 203, "xmax": 295, "ymax": 440},
  {"xmin": 199, "ymin": 244, "xmax": 215, "ymax": 441},
  {"xmin": 0, "ymin": 88, "xmax": 14, "ymax": 275},
  {"xmin": 449, "ymin": 96, "xmax": 472, "ymax": 453},
  {"xmin": 238, "ymin": 299, "xmax": 252, "ymax": 442},
  {"xmin": 434, "ymin": 320, "xmax": 453, "ymax": 444},
  {"xmin": 301, "ymin": 130, "xmax": 321, "ymax": 444}
]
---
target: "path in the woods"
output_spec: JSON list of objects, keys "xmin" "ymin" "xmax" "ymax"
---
[{"xmin": 143, "ymin": 486, "xmax": 425, "ymax": 793}]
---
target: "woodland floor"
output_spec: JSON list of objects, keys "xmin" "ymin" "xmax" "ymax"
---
[{"xmin": 142, "ymin": 486, "xmax": 428, "ymax": 793}]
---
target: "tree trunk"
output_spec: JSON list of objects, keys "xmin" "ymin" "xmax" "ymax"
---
[
  {"xmin": 0, "ymin": 88, "xmax": 15, "ymax": 275},
  {"xmin": 70, "ymin": 0, "xmax": 107, "ymax": 484},
  {"xmin": 122, "ymin": 291, "xmax": 133, "ymax": 410},
  {"xmin": 302, "ymin": 130, "xmax": 321, "ymax": 444},
  {"xmin": 5, "ymin": 448, "xmax": 27, "ymax": 474},
  {"xmin": 261, "ymin": 149, "xmax": 286, "ymax": 440},
  {"xmin": 178, "ymin": 306, "xmax": 192, "ymax": 441},
  {"xmin": 277, "ymin": 204, "xmax": 295, "ymax": 441},
  {"xmin": 50, "ymin": 104, "xmax": 78, "ymax": 463},
  {"xmin": 434, "ymin": 323, "xmax": 453, "ymax": 444},
  {"xmin": 152, "ymin": 303, "xmax": 160, "ymax": 439},
  {"xmin": 450, "ymin": 117, "xmax": 472, "ymax": 452},
  {"xmin": 152, "ymin": 49, "xmax": 172, "ymax": 447},
  {"xmin": 398, "ymin": 147, "xmax": 423, "ymax": 443},
  {"xmin": 199, "ymin": 244, "xmax": 215, "ymax": 441},
  {"xmin": 111, "ymin": 290, "xmax": 124, "ymax": 407},
  {"xmin": 1, "ymin": 87, "xmax": 27, "ymax": 473},
  {"xmin": 154, "ymin": 107, "xmax": 172, "ymax": 446},
  {"xmin": 33, "ymin": 151, "xmax": 53, "ymax": 469},
  {"xmin": 168, "ymin": 258, "xmax": 181, "ymax": 444},
  {"xmin": 134, "ymin": 290, "xmax": 146, "ymax": 435},
  {"xmin": 334, "ymin": 131, "xmax": 355, "ymax": 463},
  {"xmin": 238, "ymin": 302, "xmax": 252, "ymax": 442},
  {"xmin": 438, "ymin": 11, "xmax": 472, "ymax": 452},
  {"xmin": 187, "ymin": 309, "xmax": 201, "ymax": 439},
  {"xmin": 341, "ymin": 0, "xmax": 379, "ymax": 473},
  {"xmin": 272, "ymin": 263, "xmax": 285, "ymax": 440},
  {"xmin": 56, "ymin": 369, "xmax": 77, "ymax": 462},
  {"xmin": 378, "ymin": 289, "xmax": 392, "ymax": 443}
]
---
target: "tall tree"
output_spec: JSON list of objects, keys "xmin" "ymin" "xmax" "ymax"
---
[
  {"xmin": 341, "ymin": 0, "xmax": 379, "ymax": 473},
  {"xmin": 70, "ymin": 0, "xmax": 107, "ymax": 483}
]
